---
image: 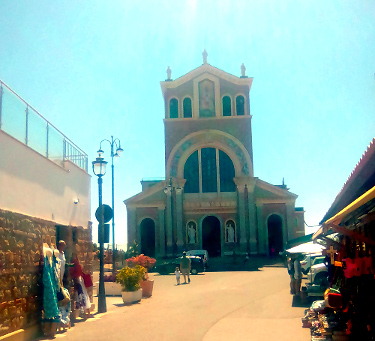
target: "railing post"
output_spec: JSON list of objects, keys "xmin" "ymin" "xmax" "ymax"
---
[
  {"xmin": 0, "ymin": 82, "xmax": 3, "ymax": 130},
  {"xmin": 25, "ymin": 105, "xmax": 29, "ymax": 145},
  {"xmin": 63, "ymin": 138, "xmax": 66, "ymax": 165},
  {"xmin": 46, "ymin": 123, "xmax": 49, "ymax": 158}
]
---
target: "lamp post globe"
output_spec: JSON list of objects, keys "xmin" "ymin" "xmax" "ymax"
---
[{"xmin": 92, "ymin": 152, "xmax": 107, "ymax": 177}]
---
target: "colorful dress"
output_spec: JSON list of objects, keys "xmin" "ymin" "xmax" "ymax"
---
[
  {"xmin": 70, "ymin": 259, "xmax": 91, "ymax": 311},
  {"xmin": 42, "ymin": 255, "xmax": 59, "ymax": 320},
  {"xmin": 58, "ymin": 288, "xmax": 71, "ymax": 326}
]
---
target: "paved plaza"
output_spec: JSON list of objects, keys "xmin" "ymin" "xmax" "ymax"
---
[{"xmin": 44, "ymin": 262, "xmax": 310, "ymax": 341}]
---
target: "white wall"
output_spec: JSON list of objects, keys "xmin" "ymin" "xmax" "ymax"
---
[{"xmin": 0, "ymin": 130, "xmax": 90, "ymax": 227}]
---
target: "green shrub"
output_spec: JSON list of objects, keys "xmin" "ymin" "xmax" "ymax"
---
[{"xmin": 116, "ymin": 265, "xmax": 146, "ymax": 292}]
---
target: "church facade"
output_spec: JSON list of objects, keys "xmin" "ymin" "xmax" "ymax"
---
[{"xmin": 124, "ymin": 53, "xmax": 305, "ymax": 258}]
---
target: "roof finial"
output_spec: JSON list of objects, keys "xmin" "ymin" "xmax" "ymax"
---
[
  {"xmin": 166, "ymin": 66, "xmax": 172, "ymax": 81},
  {"xmin": 202, "ymin": 49, "xmax": 208, "ymax": 64}
]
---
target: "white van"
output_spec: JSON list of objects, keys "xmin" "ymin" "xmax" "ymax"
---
[{"xmin": 186, "ymin": 250, "xmax": 209, "ymax": 268}]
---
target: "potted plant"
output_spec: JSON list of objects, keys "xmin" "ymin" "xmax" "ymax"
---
[
  {"xmin": 116, "ymin": 265, "xmax": 145, "ymax": 304},
  {"xmin": 126, "ymin": 254, "xmax": 156, "ymax": 298},
  {"xmin": 103, "ymin": 273, "xmax": 122, "ymax": 296}
]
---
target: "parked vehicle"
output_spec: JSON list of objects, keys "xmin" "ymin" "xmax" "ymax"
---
[
  {"xmin": 300, "ymin": 254, "xmax": 323, "ymax": 275},
  {"xmin": 155, "ymin": 256, "xmax": 205, "ymax": 275},
  {"xmin": 186, "ymin": 250, "xmax": 209, "ymax": 268},
  {"xmin": 307, "ymin": 262, "xmax": 328, "ymax": 286}
]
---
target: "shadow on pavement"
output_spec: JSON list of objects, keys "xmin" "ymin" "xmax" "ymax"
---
[
  {"xmin": 206, "ymin": 256, "xmax": 285, "ymax": 272},
  {"xmin": 291, "ymin": 294, "xmax": 315, "ymax": 308}
]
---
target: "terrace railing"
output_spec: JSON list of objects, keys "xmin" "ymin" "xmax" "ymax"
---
[{"xmin": 0, "ymin": 80, "xmax": 88, "ymax": 172}]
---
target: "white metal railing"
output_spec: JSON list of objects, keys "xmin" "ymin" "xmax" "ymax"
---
[{"xmin": 0, "ymin": 80, "xmax": 88, "ymax": 171}]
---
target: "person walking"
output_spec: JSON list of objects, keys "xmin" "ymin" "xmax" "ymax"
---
[
  {"xmin": 287, "ymin": 257, "xmax": 295, "ymax": 295},
  {"xmin": 175, "ymin": 267, "xmax": 181, "ymax": 285},
  {"xmin": 180, "ymin": 251, "xmax": 191, "ymax": 284},
  {"xmin": 294, "ymin": 255, "xmax": 303, "ymax": 295}
]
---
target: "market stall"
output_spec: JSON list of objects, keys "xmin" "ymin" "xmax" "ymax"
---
[
  {"xmin": 301, "ymin": 138, "xmax": 375, "ymax": 340},
  {"xmin": 302, "ymin": 186, "xmax": 375, "ymax": 340}
]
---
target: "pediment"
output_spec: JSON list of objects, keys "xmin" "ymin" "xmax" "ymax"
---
[
  {"xmin": 254, "ymin": 178, "xmax": 298, "ymax": 202},
  {"xmin": 124, "ymin": 181, "xmax": 166, "ymax": 207},
  {"xmin": 160, "ymin": 63, "xmax": 253, "ymax": 96}
]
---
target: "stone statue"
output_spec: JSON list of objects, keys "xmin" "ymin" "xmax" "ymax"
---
[
  {"xmin": 202, "ymin": 49, "xmax": 208, "ymax": 64},
  {"xmin": 188, "ymin": 223, "xmax": 196, "ymax": 244},
  {"xmin": 241, "ymin": 63, "xmax": 246, "ymax": 77},
  {"xmin": 166, "ymin": 66, "xmax": 172, "ymax": 80},
  {"xmin": 226, "ymin": 222, "xmax": 235, "ymax": 243}
]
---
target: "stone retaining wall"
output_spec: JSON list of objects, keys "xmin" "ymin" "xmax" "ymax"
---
[{"xmin": 0, "ymin": 209, "xmax": 92, "ymax": 338}]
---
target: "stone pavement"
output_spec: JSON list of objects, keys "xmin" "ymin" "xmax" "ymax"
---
[{"xmin": 40, "ymin": 258, "xmax": 311, "ymax": 341}]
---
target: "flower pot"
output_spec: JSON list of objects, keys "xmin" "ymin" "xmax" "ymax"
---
[
  {"xmin": 140, "ymin": 279, "xmax": 154, "ymax": 298},
  {"xmin": 104, "ymin": 282, "xmax": 122, "ymax": 296},
  {"xmin": 121, "ymin": 288, "xmax": 142, "ymax": 304},
  {"xmin": 95, "ymin": 281, "xmax": 123, "ymax": 296}
]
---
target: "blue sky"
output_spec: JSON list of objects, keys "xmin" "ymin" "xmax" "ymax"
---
[{"xmin": 1, "ymin": 1, "xmax": 374, "ymax": 247}]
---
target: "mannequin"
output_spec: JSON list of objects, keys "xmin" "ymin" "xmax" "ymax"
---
[{"xmin": 42, "ymin": 235, "xmax": 59, "ymax": 338}]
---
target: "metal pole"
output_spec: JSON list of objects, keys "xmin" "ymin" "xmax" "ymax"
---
[
  {"xmin": 0, "ymin": 82, "xmax": 3, "ymax": 129},
  {"xmin": 111, "ymin": 136, "xmax": 116, "ymax": 274},
  {"xmin": 170, "ymin": 178, "xmax": 175, "ymax": 256},
  {"xmin": 98, "ymin": 175, "xmax": 107, "ymax": 313},
  {"xmin": 25, "ymin": 106, "xmax": 29, "ymax": 145}
]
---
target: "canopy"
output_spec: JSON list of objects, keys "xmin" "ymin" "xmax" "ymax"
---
[
  {"xmin": 313, "ymin": 185, "xmax": 375, "ymax": 240},
  {"xmin": 325, "ymin": 185, "xmax": 375, "ymax": 226},
  {"xmin": 286, "ymin": 242, "xmax": 324, "ymax": 254}
]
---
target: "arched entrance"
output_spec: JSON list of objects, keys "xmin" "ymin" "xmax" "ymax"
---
[
  {"xmin": 202, "ymin": 216, "xmax": 221, "ymax": 257},
  {"xmin": 267, "ymin": 214, "xmax": 283, "ymax": 256},
  {"xmin": 140, "ymin": 218, "xmax": 155, "ymax": 257}
]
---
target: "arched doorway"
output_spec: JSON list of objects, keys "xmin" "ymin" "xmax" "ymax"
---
[
  {"xmin": 140, "ymin": 218, "xmax": 155, "ymax": 257},
  {"xmin": 267, "ymin": 214, "xmax": 283, "ymax": 256},
  {"xmin": 202, "ymin": 216, "xmax": 221, "ymax": 257}
]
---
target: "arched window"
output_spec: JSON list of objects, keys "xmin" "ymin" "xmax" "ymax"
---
[
  {"xmin": 222, "ymin": 96, "xmax": 231, "ymax": 116},
  {"xmin": 201, "ymin": 148, "xmax": 217, "ymax": 193},
  {"xmin": 236, "ymin": 95, "xmax": 245, "ymax": 116},
  {"xmin": 169, "ymin": 98, "xmax": 178, "ymax": 118},
  {"xmin": 184, "ymin": 151, "xmax": 199, "ymax": 193},
  {"xmin": 219, "ymin": 150, "xmax": 235, "ymax": 192},
  {"xmin": 183, "ymin": 148, "xmax": 235, "ymax": 193},
  {"xmin": 225, "ymin": 220, "xmax": 236, "ymax": 243},
  {"xmin": 183, "ymin": 97, "xmax": 192, "ymax": 118}
]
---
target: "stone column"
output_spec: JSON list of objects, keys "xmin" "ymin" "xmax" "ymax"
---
[
  {"xmin": 165, "ymin": 188, "xmax": 173, "ymax": 256},
  {"xmin": 256, "ymin": 202, "xmax": 267, "ymax": 255},
  {"xmin": 127, "ymin": 206, "xmax": 138, "ymax": 250},
  {"xmin": 285, "ymin": 201, "xmax": 295, "ymax": 247},
  {"xmin": 175, "ymin": 187, "xmax": 184, "ymax": 253},
  {"xmin": 157, "ymin": 206, "xmax": 166, "ymax": 258},
  {"xmin": 246, "ymin": 180, "xmax": 257, "ymax": 254},
  {"xmin": 236, "ymin": 183, "xmax": 247, "ymax": 253}
]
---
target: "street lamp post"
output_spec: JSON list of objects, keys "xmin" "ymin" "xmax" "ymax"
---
[
  {"xmin": 98, "ymin": 136, "xmax": 123, "ymax": 274},
  {"xmin": 92, "ymin": 151, "xmax": 108, "ymax": 313},
  {"xmin": 164, "ymin": 178, "xmax": 176, "ymax": 256}
]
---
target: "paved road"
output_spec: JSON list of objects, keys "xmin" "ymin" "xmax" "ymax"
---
[{"xmin": 51, "ymin": 266, "xmax": 310, "ymax": 341}]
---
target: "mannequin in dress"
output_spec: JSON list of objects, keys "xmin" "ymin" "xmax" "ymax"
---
[{"xmin": 42, "ymin": 235, "xmax": 59, "ymax": 338}]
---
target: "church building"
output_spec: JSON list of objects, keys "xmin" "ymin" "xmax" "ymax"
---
[{"xmin": 124, "ymin": 51, "xmax": 305, "ymax": 258}]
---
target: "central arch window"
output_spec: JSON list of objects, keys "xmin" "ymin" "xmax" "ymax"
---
[{"xmin": 184, "ymin": 148, "xmax": 235, "ymax": 193}]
